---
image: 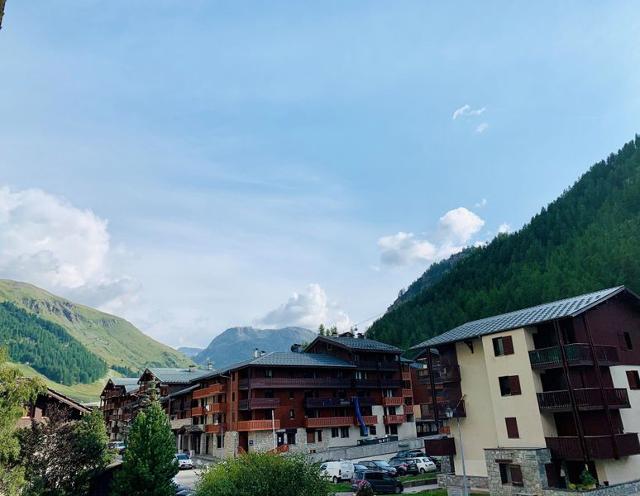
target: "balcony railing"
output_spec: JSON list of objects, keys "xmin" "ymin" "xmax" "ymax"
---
[
  {"xmin": 380, "ymin": 379, "xmax": 403, "ymax": 388},
  {"xmin": 236, "ymin": 419, "xmax": 281, "ymax": 431},
  {"xmin": 305, "ymin": 417, "xmax": 353, "ymax": 428},
  {"xmin": 537, "ymin": 388, "xmax": 630, "ymax": 412},
  {"xmin": 529, "ymin": 344, "xmax": 619, "ymax": 369},
  {"xmin": 191, "ymin": 406, "xmax": 206, "ymax": 417},
  {"xmin": 383, "ymin": 414, "xmax": 406, "ymax": 425},
  {"xmin": 240, "ymin": 377, "xmax": 352, "ymax": 389},
  {"xmin": 305, "ymin": 397, "xmax": 352, "ymax": 408},
  {"xmin": 356, "ymin": 415, "xmax": 378, "ymax": 426},
  {"xmin": 204, "ymin": 423, "xmax": 225, "ymax": 434},
  {"xmin": 420, "ymin": 400, "xmax": 466, "ymax": 421},
  {"xmin": 382, "ymin": 397, "xmax": 403, "ymax": 407},
  {"xmin": 356, "ymin": 360, "xmax": 399, "ymax": 371},
  {"xmin": 402, "ymin": 388, "xmax": 413, "ymax": 397},
  {"xmin": 546, "ymin": 433, "xmax": 640, "ymax": 460},
  {"xmin": 424, "ymin": 437, "xmax": 456, "ymax": 456},
  {"xmin": 193, "ymin": 384, "xmax": 225, "ymax": 400},
  {"xmin": 238, "ymin": 398, "xmax": 280, "ymax": 410},
  {"xmin": 434, "ymin": 365, "xmax": 461, "ymax": 384}
]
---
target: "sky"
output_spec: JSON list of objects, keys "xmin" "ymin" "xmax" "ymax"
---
[{"xmin": 1, "ymin": 1, "xmax": 639, "ymax": 348}]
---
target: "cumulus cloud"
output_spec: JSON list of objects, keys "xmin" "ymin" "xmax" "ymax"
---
[
  {"xmin": 452, "ymin": 104, "xmax": 486, "ymax": 120},
  {"xmin": 257, "ymin": 283, "xmax": 351, "ymax": 331},
  {"xmin": 0, "ymin": 186, "xmax": 138, "ymax": 312},
  {"xmin": 475, "ymin": 198, "xmax": 488, "ymax": 208},
  {"xmin": 378, "ymin": 207, "xmax": 485, "ymax": 267},
  {"xmin": 498, "ymin": 223, "xmax": 511, "ymax": 234},
  {"xmin": 475, "ymin": 122, "xmax": 489, "ymax": 134}
]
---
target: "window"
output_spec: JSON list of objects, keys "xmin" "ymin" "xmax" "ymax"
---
[
  {"xmin": 499, "ymin": 463, "xmax": 523, "ymax": 486},
  {"xmin": 499, "ymin": 375, "xmax": 521, "ymax": 396},
  {"xmin": 264, "ymin": 369, "xmax": 273, "ymax": 378},
  {"xmin": 286, "ymin": 432, "xmax": 296, "ymax": 445},
  {"xmin": 493, "ymin": 336, "xmax": 514, "ymax": 357},
  {"xmin": 317, "ymin": 430, "xmax": 322, "ymax": 442},
  {"xmin": 289, "ymin": 409, "xmax": 295, "ymax": 419},
  {"xmin": 307, "ymin": 430, "xmax": 315, "ymax": 444},
  {"xmin": 340, "ymin": 427, "xmax": 350, "ymax": 438},
  {"xmin": 627, "ymin": 370, "xmax": 640, "ymax": 390},
  {"xmin": 331, "ymin": 428, "xmax": 339, "ymax": 438},
  {"xmin": 505, "ymin": 417, "xmax": 519, "ymax": 439},
  {"xmin": 265, "ymin": 390, "xmax": 274, "ymax": 398},
  {"xmin": 624, "ymin": 332, "xmax": 634, "ymax": 350}
]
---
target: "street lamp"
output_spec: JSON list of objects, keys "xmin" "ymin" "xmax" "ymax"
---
[{"xmin": 445, "ymin": 399, "xmax": 469, "ymax": 496}]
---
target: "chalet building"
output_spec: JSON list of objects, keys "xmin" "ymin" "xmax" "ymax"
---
[
  {"xmin": 181, "ymin": 334, "xmax": 417, "ymax": 458},
  {"xmin": 100, "ymin": 378, "xmax": 140, "ymax": 441},
  {"xmin": 413, "ymin": 286, "xmax": 640, "ymax": 495},
  {"xmin": 19, "ymin": 387, "xmax": 90, "ymax": 428}
]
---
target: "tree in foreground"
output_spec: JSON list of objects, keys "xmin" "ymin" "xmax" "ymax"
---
[
  {"xmin": 111, "ymin": 400, "xmax": 178, "ymax": 496},
  {"xmin": 19, "ymin": 407, "xmax": 112, "ymax": 495},
  {"xmin": 196, "ymin": 452, "xmax": 330, "ymax": 496},
  {"xmin": 0, "ymin": 347, "xmax": 44, "ymax": 496}
]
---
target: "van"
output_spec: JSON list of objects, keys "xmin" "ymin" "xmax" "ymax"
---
[{"xmin": 319, "ymin": 460, "xmax": 355, "ymax": 482}]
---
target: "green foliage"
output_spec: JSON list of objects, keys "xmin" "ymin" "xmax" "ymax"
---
[
  {"xmin": 580, "ymin": 468, "xmax": 597, "ymax": 488},
  {"xmin": 196, "ymin": 452, "xmax": 331, "ymax": 496},
  {"xmin": 0, "ymin": 301, "xmax": 107, "ymax": 385},
  {"xmin": 111, "ymin": 400, "xmax": 178, "ymax": 496},
  {"xmin": 0, "ymin": 347, "xmax": 45, "ymax": 496},
  {"xmin": 111, "ymin": 364, "xmax": 138, "ymax": 377},
  {"xmin": 369, "ymin": 136, "xmax": 640, "ymax": 349},
  {"xmin": 19, "ymin": 407, "xmax": 112, "ymax": 495}
]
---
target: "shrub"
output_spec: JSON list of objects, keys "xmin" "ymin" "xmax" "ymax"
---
[
  {"xmin": 355, "ymin": 480, "xmax": 374, "ymax": 496},
  {"xmin": 196, "ymin": 452, "xmax": 330, "ymax": 496}
]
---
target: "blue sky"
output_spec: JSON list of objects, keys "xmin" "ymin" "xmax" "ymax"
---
[{"xmin": 1, "ymin": 1, "xmax": 639, "ymax": 347}]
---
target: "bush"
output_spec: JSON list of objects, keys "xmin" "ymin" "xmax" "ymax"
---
[
  {"xmin": 355, "ymin": 480, "xmax": 374, "ymax": 496},
  {"xmin": 196, "ymin": 452, "xmax": 330, "ymax": 496}
]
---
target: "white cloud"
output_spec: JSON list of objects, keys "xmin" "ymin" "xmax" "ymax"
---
[
  {"xmin": 257, "ymin": 283, "xmax": 351, "ymax": 331},
  {"xmin": 475, "ymin": 122, "xmax": 489, "ymax": 134},
  {"xmin": 378, "ymin": 207, "xmax": 485, "ymax": 267},
  {"xmin": 475, "ymin": 198, "xmax": 488, "ymax": 208},
  {"xmin": 0, "ymin": 186, "xmax": 138, "ymax": 312},
  {"xmin": 498, "ymin": 223, "xmax": 511, "ymax": 234},
  {"xmin": 452, "ymin": 104, "xmax": 486, "ymax": 120}
]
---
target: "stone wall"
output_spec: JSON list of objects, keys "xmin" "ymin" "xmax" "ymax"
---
[
  {"xmin": 484, "ymin": 447, "xmax": 551, "ymax": 496},
  {"xmin": 543, "ymin": 479, "xmax": 640, "ymax": 496},
  {"xmin": 437, "ymin": 473, "xmax": 489, "ymax": 495}
]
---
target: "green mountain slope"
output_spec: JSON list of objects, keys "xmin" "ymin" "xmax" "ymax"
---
[
  {"xmin": 0, "ymin": 280, "xmax": 191, "ymax": 384},
  {"xmin": 368, "ymin": 135, "xmax": 640, "ymax": 349}
]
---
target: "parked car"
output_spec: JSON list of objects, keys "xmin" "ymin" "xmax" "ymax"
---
[
  {"xmin": 389, "ymin": 456, "xmax": 419, "ymax": 475},
  {"xmin": 359, "ymin": 460, "xmax": 397, "ymax": 477},
  {"xmin": 172, "ymin": 479, "xmax": 195, "ymax": 496},
  {"xmin": 319, "ymin": 460, "xmax": 355, "ymax": 482},
  {"xmin": 425, "ymin": 456, "xmax": 441, "ymax": 471},
  {"xmin": 354, "ymin": 463, "xmax": 368, "ymax": 473},
  {"xmin": 407, "ymin": 457, "xmax": 437, "ymax": 474},
  {"xmin": 395, "ymin": 448, "xmax": 424, "ymax": 459},
  {"xmin": 351, "ymin": 471, "xmax": 404, "ymax": 494},
  {"xmin": 175, "ymin": 453, "xmax": 194, "ymax": 470},
  {"xmin": 108, "ymin": 441, "xmax": 126, "ymax": 454}
]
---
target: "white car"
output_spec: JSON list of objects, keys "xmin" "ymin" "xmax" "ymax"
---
[
  {"xmin": 319, "ymin": 460, "xmax": 355, "ymax": 483},
  {"xmin": 175, "ymin": 453, "xmax": 194, "ymax": 470},
  {"xmin": 409, "ymin": 457, "xmax": 437, "ymax": 473}
]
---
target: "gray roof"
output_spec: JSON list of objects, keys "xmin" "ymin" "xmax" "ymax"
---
[
  {"xmin": 316, "ymin": 336, "xmax": 401, "ymax": 353},
  {"xmin": 146, "ymin": 367, "xmax": 213, "ymax": 385},
  {"xmin": 112, "ymin": 377, "xmax": 140, "ymax": 393},
  {"xmin": 413, "ymin": 286, "xmax": 627, "ymax": 349}
]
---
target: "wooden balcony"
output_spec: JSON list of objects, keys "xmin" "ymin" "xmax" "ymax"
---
[
  {"xmin": 546, "ymin": 433, "xmax": 640, "ymax": 460},
  {"xmin": 305, "ymin": 416, "xmax": 353, "ymax": 428},
  {"xmin": 352, "ymin": 379, "xmax": 380, "ymax": 388},
  {"xmin": 207, "ymin": 403, "xmax": 226, "ymax": 414},
  {"xmin": 382, "ymin": 397, "xmax": 403, "ymax": 406},
  {"xmin": 383, "ymin": 414, "xmax": 406, "ymax": 425},
  {"xmin": 238, "ymin": 398, "xmax": 280, "ymax": 410},
  {"xmin": 529, "ymin": 344, "xmax": 619, "ymax": 370},
  {"xmin": 537, "ymin": 388, "xmax": 630, "ymax": 412},
  {"xmin": 355, "ymin": 415, "xmax": 378, "ymax": 426},
  {"xmin": 402, "ymin": 388, "xmax": 413, "ymax": 397},
  {"xmin": 402, "ymin": 371, "xmax": 412, "ymax": 381},
  {"xmin": 191, "ymin": 406, "xmax": 206, "ymax": 417},
  {"xmin": 305, "ymin": 397, "xmax": 352, "ymax": 408},
  {"xmin": 204, "ymin": 423, "xmax": 225, "ymax": 434},
  {"xmin": 434, "ymin": 365, "xmax": 461, "ymax": 384},
  {"xmin": 193, "ymin": 384, "xmax": 225, "ymax": 400},
  {"xmin": 420, "ymin": 400, "xmax": 466, "ymax": 421},
  {"xmin": 357, "ymin": 360, "xmax": 399, "ymax": 371},
  {"xmin": 380, "ymin": 379, "xmax": 403, "ymax": 388},
  {"xmin": 236, "ymin": 419, "xmax": 281, "ymax": 431},
  {"xmin": 240, "ymin": 377, "xmax": 352, "ymax": 389},
  {"xmin": 424, "ymin": 437, "xmax": 456, "ymax": 456}
]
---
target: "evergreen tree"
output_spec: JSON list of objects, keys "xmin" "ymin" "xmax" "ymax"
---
[
  {"xmin": 111, "ymin": 401, "xmax": 178, "ymax": 496},
  {"xmin": 0, "ymin": 347, "xmax": 44, "ymax": 496}
]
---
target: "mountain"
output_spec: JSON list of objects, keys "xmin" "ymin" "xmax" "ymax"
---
[
  {"xmin": 368, "ymin": 136, "xmax": 640, "ymax": 349},
  {"xmin": 177, "ymin": 346, "xmax": 203, "ymax": 358},
  {"xmin": 0, "ymin": 280, "xmax": 191, "ymax": 399},
  {"xmin": 194, "ymin": 326, "xmax": 316, "ymax": 369}
]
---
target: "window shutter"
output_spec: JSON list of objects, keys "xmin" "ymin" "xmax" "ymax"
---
[
  {"xmin": 627, "ymin": 370, "xmax": 640, "ymax": 390},
  {"xmin": 503, "ymin": 336, "xmax": 515, "ymax": 355},
  {"xmin": 510, "ymin": 465, "xmax": 524, "ymax": 486},
  {"xmin": 505, "ymin": 417, "xmax": 519, "ymax": 438},
  {"xmin": 493, "ymin": 337, "xmax": 502, "ymax": 356},
  {"xmin": 509, "ymin": 375, "xmax": 521, "ymax": 395}
]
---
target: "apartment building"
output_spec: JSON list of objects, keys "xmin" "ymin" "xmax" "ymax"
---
[
  {"xmin": 178, "ymin": 334, "xmax": 417, "ymax": 458},
  {"xmin": 413, "ymin": 286, "xmax": 640, "ymax": 495},
  {"xmin": 100, "ymin": 377, "xmax": 140, "ymax": 441}
]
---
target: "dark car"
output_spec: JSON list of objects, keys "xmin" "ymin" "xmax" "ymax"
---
[
  {"xmin": 359, "ymin": 460, "xmax": 397, "ymax": 477},
  {"xmin": 352, "ymin": 471, "xmax": 403, "ymax": 494},
  {"xmin": 395, "ymin": 449, "xmax": 424, "ymax": 459},
  {"xmin": 354, "ymin": 464, "xmax": 368, "ymax": 473},
  {"xmin": 389, "ymin": 457, "xmax": 418, "ymax": 475}
]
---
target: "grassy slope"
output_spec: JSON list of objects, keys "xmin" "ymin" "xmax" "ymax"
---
[
  {"xmin": 0, "ymin": 280, "xmax": 191, "ymax": 400},
  {"xmin": 8, "ymin": 362, "xmax": 119, "ymax": 404}
]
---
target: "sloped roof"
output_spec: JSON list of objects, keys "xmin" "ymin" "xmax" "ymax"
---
[
  {"xmin": 146, "ymin": 367, "xmax": 212, "ymax": 385},
  {"xmin": 311, "ymin": 335, "xmax": 401, "ymax": 353},
  {"xmin": 112, "ymin": 377, "xmax": 140, "ymax": 393},
  {"xmin": 248, "ymin": 351, "xmax": 356, "ymax": 368},
  {"xmin": 413, "ymin": 286, "xmax": 628, "ymax": 349}
]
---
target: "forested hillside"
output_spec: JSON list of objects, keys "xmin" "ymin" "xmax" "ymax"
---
[
  {"xmin": 368, "ymin": 136, "xmax": 640, "ymax": 349},
  {"xmin": 0, "ymin": 301, "xmax": 107, "ymax": 385}
]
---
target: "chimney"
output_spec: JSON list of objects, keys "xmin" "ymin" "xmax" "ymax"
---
[
  {"xmin": 290, "ymin": 343, "xmax": 302, "ymax": 353},
  {"xmin": 260, "ymin": 350, "xmax": 266, "ymax": 357},
  {"xmin": 254, "ymin": 348, "xmax": 260, "ymax": 358}
]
